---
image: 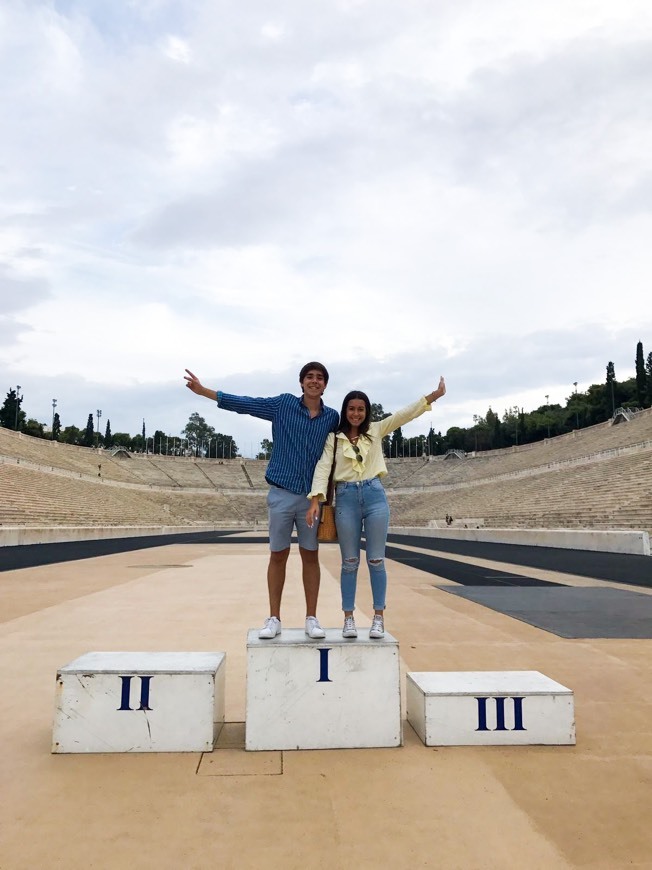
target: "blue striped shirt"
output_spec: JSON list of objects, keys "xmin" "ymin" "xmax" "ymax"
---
[{"xmin": 217, "ymin": 392, "xmax": 339, "ymax": 494}]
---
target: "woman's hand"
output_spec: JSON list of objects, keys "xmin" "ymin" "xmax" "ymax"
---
[
  {"xmin": 426, "ymin": 376, "xmax": 446, "ymax": 404},
  {"xmin": 306, "ymin": 497, "xmax": 321, "ymax": 528}
]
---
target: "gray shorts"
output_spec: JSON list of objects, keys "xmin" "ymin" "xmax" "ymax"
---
[{"xmin": 267, "ymin": 485, "xmax": 318, "ymax": 552}]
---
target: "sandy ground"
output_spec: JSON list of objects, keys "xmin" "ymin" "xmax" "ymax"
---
[{"xmin": 0, "ymin": 534, "xmax": 650, "ymax": 870}]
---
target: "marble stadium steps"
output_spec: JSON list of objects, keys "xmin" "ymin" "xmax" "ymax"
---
[
  {"xmin": 0, "ymin": 463, "xmax": 267, "ymax": 527},
  {"xmin": 386, "ymin": 447, "xmax": 652, "ymax": 534},
  {"xmin": 1, "ymin": 408, "xmax": 652, "ymax": 534}
]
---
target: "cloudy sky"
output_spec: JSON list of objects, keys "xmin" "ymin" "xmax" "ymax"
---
[{"xmin": 2, "ymin": 0, "xmax": 651, "ymax": 456}]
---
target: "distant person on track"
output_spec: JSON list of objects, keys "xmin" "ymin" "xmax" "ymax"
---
[
  {"xmin": 306, "ymin": 377, "xmax": 446, "ymax": 639},
  {"xmin": 184, "ymin": 364, "xmax": 338, "ymax": 640}
]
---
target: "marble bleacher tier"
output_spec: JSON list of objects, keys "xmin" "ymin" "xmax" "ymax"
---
[{"xmin": 1, "ymin": 409, "xmax": 651, "ymax": 533}]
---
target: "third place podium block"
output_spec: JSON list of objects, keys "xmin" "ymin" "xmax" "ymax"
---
[
  {"xmin": 406, "ymin": 670, "xmax": 576, "ymax": 746},
  {"xmin": 246, "ymin": 628, "xmax": 401, "ymax": 751}
]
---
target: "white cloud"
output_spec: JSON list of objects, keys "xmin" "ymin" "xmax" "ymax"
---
[{"xmin": 1, "ymin": 0, "xmax": 651, "ymax": 454}]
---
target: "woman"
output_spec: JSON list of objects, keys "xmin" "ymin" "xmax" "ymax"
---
[{"xmin": 306, "ymin": 377, "xmax": 446, "ymax": 639}]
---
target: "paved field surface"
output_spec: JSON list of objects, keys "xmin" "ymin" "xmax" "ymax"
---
[{"xmin": 1, "ymin": 532, "xmax": 650, "ymax": 869}]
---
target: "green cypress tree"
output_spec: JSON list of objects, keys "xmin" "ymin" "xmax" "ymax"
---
[
  {"xmin": 606, "ymin": 362, "xmax": 616, "ymax": 416},
  {"xmin": 635, "ymin": 341, "xmax": 646, "ymax": 407},
  {"xmin": 82, "ymin": 413, "xmax": 94, "ymax": 447}
]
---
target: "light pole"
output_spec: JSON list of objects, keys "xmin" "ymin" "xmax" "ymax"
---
[
  {"xmin": 96, "ymin": 409, "xmax": 102, "ymax": 448},
  {"xmin": 544, "ymin": 395, "xmax": 550, "ymax": 438},
  {"xmin": 51, "ymin": 398, "xmax": 57, "ymax": 439},
  {"xmin": 14, "ymin": 385, "xmax": 21, "ymax": 431}
]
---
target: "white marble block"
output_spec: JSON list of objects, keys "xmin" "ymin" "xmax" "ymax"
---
[
  {"xmin": 52, "ymin": 651, "xmax": 226, "ymax": 753},
  {"xmin": 246, "ymin": 629, "xmax": 401, "ymax": 750},
  {"xmin": 406, "ymin": 671, "xmax": 575, "ymax": 746}
]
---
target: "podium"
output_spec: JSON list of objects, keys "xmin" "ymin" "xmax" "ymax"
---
[
  {"xmin": 406, "ymin": 671, "xmax": 576, "ymax": 746},
  {"xmin": 246, "ymin": 629, "xmax": 401, "ymax": 750},
  {"xmin": 52, "ymin": 651, "xmax": 226, "ymax": 753}
]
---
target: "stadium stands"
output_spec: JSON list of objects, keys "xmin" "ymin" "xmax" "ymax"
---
[{"xmin": 1, "ymin": 408, "xmax": 651, "ymax": 536}]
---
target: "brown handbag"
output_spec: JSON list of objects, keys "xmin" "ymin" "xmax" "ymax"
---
[{"xmin": 317, "ymin": 437, "xmax": 338, "ymax": 543}]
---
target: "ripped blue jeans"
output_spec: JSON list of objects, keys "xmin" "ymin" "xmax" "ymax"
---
[{"xmin": 334, "ymin": 478, "xmax": 390, "ymax": 612}]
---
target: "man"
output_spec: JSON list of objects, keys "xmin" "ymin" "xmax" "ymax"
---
[{"xmin": 184, "ymin": 363, "xmax": 338, "ymax": 639}]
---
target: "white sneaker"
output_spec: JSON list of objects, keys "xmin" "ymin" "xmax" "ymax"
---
[
  {"xmin": 342, "ymin": 616, "xmax": 358, "ymax": 638},
  {"xmin": 305, "ymin": 616, "xmax": 326, "ymax": 639},
  {"xmin": 259, "ymin": 616, "xmax": 281, "ymax": 639},
  {"xmin": 369, "ymin": 615, "xmax": 385, "ymax": 638}
]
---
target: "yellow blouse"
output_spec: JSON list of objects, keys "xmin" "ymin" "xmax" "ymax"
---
[{"xmin": 308, "ymin": 396, "xmax": 432, "ymax": 501}]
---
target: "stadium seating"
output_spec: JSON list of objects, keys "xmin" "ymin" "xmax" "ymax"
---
[{"xmin": 1, "ymin": 409, "xmax": 651, "ymax": 535}]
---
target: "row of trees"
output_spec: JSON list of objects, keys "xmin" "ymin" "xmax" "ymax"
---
[
  {"xmin": 0, "ymin": 396, "xmax": 239, "ymax": 458},
  {"xmin": 2, "ymin": 341, "xmax": 651, "ymax": 458}
]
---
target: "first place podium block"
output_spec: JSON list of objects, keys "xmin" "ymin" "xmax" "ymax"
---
[
  {"xmin": 52, "ymin": 651, "xmax": 226, "ymax": 753},
  {"xmin": 407, "ymin": 670, "xmax": 576, "ymax": 746},
  {"xmin": 246, "ymin": 629, "xmax": 401, "ymax": 751}
]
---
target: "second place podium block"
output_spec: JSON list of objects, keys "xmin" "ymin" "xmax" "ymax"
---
[
  {"xmin": 246, "ymin": 629, "xmax": 401, "ymax": 750},
  {"xmin": 52, "ymin": 651, "xmax": 226, "ymax": 753}
]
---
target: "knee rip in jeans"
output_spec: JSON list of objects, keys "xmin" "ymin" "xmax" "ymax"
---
[
  {"xmin": 368, "ymin": 558, "xmax": 384, "ymax": 567},
  {"xmin": 342, "ymin": 557, "xmax": 359, "ymax": 573}
]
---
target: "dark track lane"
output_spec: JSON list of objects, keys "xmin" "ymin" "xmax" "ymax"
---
[{"xmin": 387, "ymin": 533, "xmax": 652, "ymax": 588}]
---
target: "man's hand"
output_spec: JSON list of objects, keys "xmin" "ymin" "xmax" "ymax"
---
[
  {"xmin": 184, "ymin": 369, "xmax": 217, "ymax": 401},
  {"xmin": 184, "ymin": 369, "xmax": 203, "ymax": 393}
]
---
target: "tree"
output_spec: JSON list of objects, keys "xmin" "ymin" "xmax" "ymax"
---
[
  {"xmin": 371, "ymin": 403, "xmax": 392, "ymax": 456},
  {"xmin": 112, "ymin": 432, "xmax": 131, "ymax": 448},
  {"xmin": 635, "ymin": 341, "xmax": 646, "ymax": 407},
  {"xmin": 606, "ymin": 361, "xmax": 616, "ymax": 416},
  {"xmin": 152, "ymin": 429, "xmax": 165, "ymax": 454},
  {"xmin": 445, "ymin": 426, "xmax": 466, "ymax": 451},
  {"xmin": 370, "ymin": 403, "xmax": 387, "ymax": 422},
  {"xmin": 82, "ymin": 413, "xmax": 94, "ymax": 447},
  {"xmin": 258, "ymin": 438, "xmax": 273, "ymax": 459},
  {"xmin": 405, "ymin": 435, "xmax": 426, "ymax": 456},
  {"xmin": 104, "ymin": 420, "xmax": 113, "ymax": 449},
  {"xmin": 60, "ymin": 425, "xmax": 81, "ymax": 445},
  {"xmin": 23, "ymin": 418, "xmax": 45, "ymax": 438},
  {"xmin": 426, "ymin": 426, "xmax": 444, "ymax": 455},
  {"xmin": 52, "ymin": 412, "xmax": 61, "ymax": 441},
  {"xmin": 215, "ymin": 433, "xmax": 238, "ymax": 459},
  {"xmin": 390, "ymin": 426, "xmax": 404, "ymax": 457},
  {"xmin": 0, "ymin": 388, "xmax": 25, "ymax": 431},
  {"xmin": 183, "ymin": 412, "xmax": 216, "ymax": 454}
]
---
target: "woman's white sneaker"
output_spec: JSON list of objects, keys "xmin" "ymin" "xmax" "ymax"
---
[
  {"xmin": 369, "ymin": 615, "xmax": 385, "ymax": 638},
  {"xmin": 259, "ymin": 617, "xmax": 281, "ymax": 639},
  {"xmin": 342, "ymin": 616, "xmax": 358, "ymax": 638}
]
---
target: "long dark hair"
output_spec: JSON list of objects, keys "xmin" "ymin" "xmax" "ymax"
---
[{"xmin": 337, "ymin": 390, "xmax": 372, "ymax": 440}]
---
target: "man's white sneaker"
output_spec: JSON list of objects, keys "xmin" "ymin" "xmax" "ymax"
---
[
  {"xmin": 342, "ymin": 616, "xmax": 358, "ymax": 638},
  {"xmin": 305, "ymin": 616, "xmax": 326, "ymax": 639},
  {"xmin": 259, "ymin": 617, "xmax": 281, "ymax": 639},
  {"xmin": 369, "ymin": 615, "xmax": 385, "ymax": 639}
]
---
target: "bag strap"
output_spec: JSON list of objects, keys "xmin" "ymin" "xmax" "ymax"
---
[{"xmin": 325, "ymin": 434, "xmax": 338, "ymax": 505}]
